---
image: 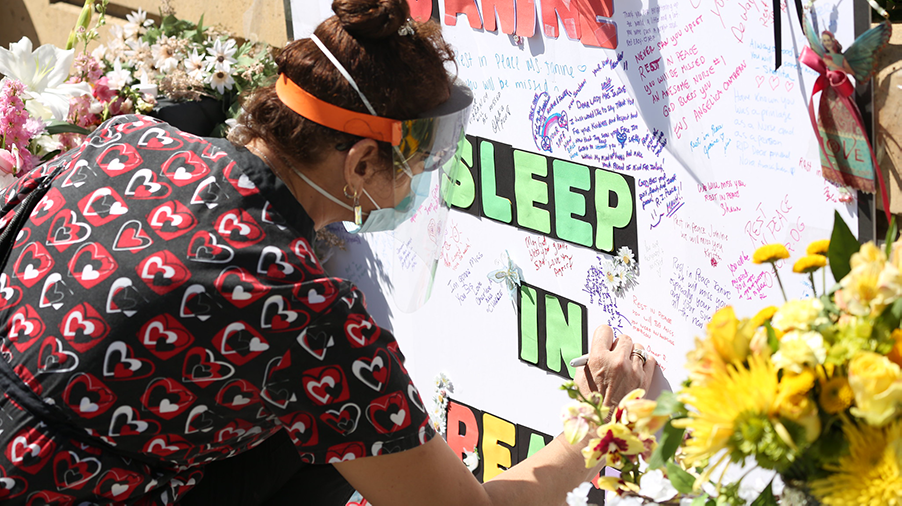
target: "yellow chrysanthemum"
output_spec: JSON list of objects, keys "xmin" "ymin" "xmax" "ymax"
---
[
  {"xmin": 810, "ymin": 420, "xmax": 902, "ymax": 505},
  {"xmin": 751, "ymin": 306, "xmax": 778, "ymax": 328},
  {"xmin": 793, "ymin": 255, "xmax": 827, "ymax": 274},
  {"xmin": 819, "ymin": 375, "xmax": 854, "ymax": 415},
  {"xmin": 888, "ymin": 329, "xmax": 902, "ymax": 368},
  {"xmin": 753, "ymin": 244, "xmax": 790, "ymax": 264},
  {"xmin": 807, "ymin": 239, "xmax": 830, "ymax": 256},
  {"xmin": 673, "ymin": 354, "xmax": 778, "ymax": 465}
]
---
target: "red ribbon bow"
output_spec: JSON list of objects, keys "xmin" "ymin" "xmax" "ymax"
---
[{"xmin": 800, "ymin": 46, "xmax": 890, "ymax": 223}]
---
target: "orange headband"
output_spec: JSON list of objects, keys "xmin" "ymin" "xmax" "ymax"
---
[{"xmin": 275, "ymin": 74, "xmax": 402, "ymax": 146}]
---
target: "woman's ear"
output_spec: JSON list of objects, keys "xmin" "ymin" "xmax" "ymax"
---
[{"xmin": 343, "ymin": 138, "xmax": 386, "ymax": 193}]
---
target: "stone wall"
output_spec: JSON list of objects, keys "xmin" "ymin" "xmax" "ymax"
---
[{"xmin": 0, "ymin": 0, "xmax": 290, "ymax": 51}]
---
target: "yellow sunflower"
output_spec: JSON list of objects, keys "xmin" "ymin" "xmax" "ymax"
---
[
  {"xmin": 793, "ymin": 255, "xmax": 827, "ymax": 274},
  {"xmin": 673, "ymin": 354, "xmax": 778, "ymax": 465},
  {"xmin": 807, "ymin": 239, "xmax": 830, "ymax": 256},
  {"xmin": 753, "ymin": 244, "xmax": 790, "ymax": 264},
  {"xmin": 810, "ymin": 420, "xmax": 902, "ymax": 505}
]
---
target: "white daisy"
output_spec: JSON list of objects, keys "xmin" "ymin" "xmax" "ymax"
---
[
  {"xmin": 184, "ymin": 49, "xmax": 207, "ymax": 81},
  {"xmin": 123, "ymin": 8, "xmax": 152, "ymax": 40},
  {"xmin": 151, "ymin": 35, "xmax": 180, "ymax": 73},
  {"xmin": 205, "ymin": 38, "xmax": 237, "ymax": 73},
  {"xmin": 602, "ymin": 260, "xmax": 623, "ymax": 290},
  {"xmin": 617, "ymin": 246, "xmax": 635, "ymax": 269},
  {"xmin": 131, "ymin": 67, "xmax": 158, "ymax": 97},
  {"xmin": 105, "ymin": 59, "xmax": 132, "ymax": 90},
  {"xmin": 124, "ymin": 38, "xmax": 154, "ymax": 69},
  {"xmin": 207, "ymin": 68, "xmax": 235, "ymax": 94}
]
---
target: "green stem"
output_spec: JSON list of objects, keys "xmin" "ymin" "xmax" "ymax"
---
[
  {"xmin": 772, "ymin": 263, "xmax": 787, "ymax": 302},
  {"xmin": 809, "ymin": 272, "xmax": 817, "ymax": 298}
]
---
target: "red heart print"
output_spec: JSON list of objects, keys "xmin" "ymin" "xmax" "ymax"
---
[
  {"xmin": 214, "ymin": 266, "xmax": 270, "ymax": 308},
  {"xmin": 97, "ymin": 143, "xmax": 143, "ymax": 177},
  {"xmin": 215, "ymin": 379, "xmax": 261, "ymax": 410},
  {"xmin": 351, "ymin": 349, "xmax": 392, "ymax": 392},
  {"xmin": 139, "ymin": 314, "xmax": 194, "ymax": 360},
  {"xmin": 366, "ymin": 391, "xmax": 411, "ymax": 434},
  {"xmin": 108, "ymin": 405, "xmax": 160, "ymax": 437},
  {"xmin": 37, "ymin": 336, "xmax": 79, "ymax": 374},
  {"xmin": 112, "ymin": 219, "xmax": 153, "ymax": 253},
  {"xmin": 224, "ymin": 162, "xmax": 259, "ymax": 196},
  {"xmin": 62, "ymin": 372, "xmax": 117, "ymax": 419},
  {"xmin": 67, "ymin": 242, "xmax": 118, "ymax": 289},
  {"xmin": 302, "ymin": 365, "xmax": 349, "ymax": 406},
  {"xmin": 161, "ymin": 151, "xmax": 210, "ymax": 187},
  {"xmin": 343, "ymin": 313, "xmax": 380, "ymax": 348},
  {"xmin": 0, "ymin": 273, "xmax": 22, "ymax": 311},
  {"xmin": 7, "ymin": 304, "xmax": 45, "ymax": 352},
  {"xmin": 136, "ymin": 250, "xmax": 190, "ymax": 295},
  {"xmin": 140, "ymin": 378, "xmax": 196, "ymax": 420},
  {"xmin": 52, "ymin": 450, "xmax": 101, "ymax": 491},
  {"xmin": 214, "ymin": 209, "xmax": 264, "ymax": 249},
  {"xmin": 29, "ymin": 187, "xmax": 65, "ymax": 227},
  {"xmin": 256, "ymin": 246, "xmax": 305, "ymax": 282},
  {"xmin": 102, "ymin": 341, "xmax": 155, "ymax": 380},
  {"xmin": 60, "ymin": 303, "xmax": 109, "ymax": 353},
  {"xmin": 182, "ymin": 347, "xmax": 236, "ymax": 388},
  {"xmin": 137, "ymin": 127, "xmax": 185, "ymax": 150},
  {"xmin": 0, "ymin": 465, "xmax": 27, "ymax": 500},
  {"xmin": 282, "ymin": 412, "xmax": 319, "ymax": 447},
  {"xmin": 320, "ymin": 404, "xmax": 361, "ymax": 437},
  {"xmin": 94, "ymin": 467, "xmax": 144, "ymax": 501},
  {"xmin": 142, "ymin": 434, "xmax": 192, "ymax": 459},
  {"xmin": 294, "ymin": 279, "xmax": 340, "ymax": 313},
  {"xmin": 6, "ymin": 429, "xmax": 56, "ymax": 474},
  {"xmin": 186, "ymin": 231, "xmax": 234, "ymax": 264},
  {"xmin": 325, "ymin": 441, "xmax": 365, "ymax": 463},
  {"xmin": 78, "ymin": 187, "xmax": 129, "ymax": 227},
  {"xmin": 260, "ymin": 295, "xmax": 310, "ymax": 332},
  {"xmin": 124, "ymin": 168, "xmax": 172, "ymax": 199},
  {"xmin": 46, "ymin": 209, "xmax": 92, "ymax": 252},
  {"xmin": 13, "ymin": 242, "xmax": 55, "ymax": 288},
  {"xmin": 105, "ymin": 277, "xmax": 145, "ymax": 317},
  {"xmin": 39, "ymin": 272, "xmax": 72, "ymax": 310},
  {"xmin": 146, "ymin": 200, "xmax": 197, "ymax": 241},
  {"xmin": 213, "ymin": 321, "xmax": 270, "ymax": 366}
]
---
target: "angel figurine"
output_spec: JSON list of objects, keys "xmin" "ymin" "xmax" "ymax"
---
[{"xmin": 800, "ymin": 6, "xmax": 891, "ymax": 213}]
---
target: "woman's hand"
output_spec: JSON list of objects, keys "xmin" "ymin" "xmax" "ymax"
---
[{"xmin": 574, "ymin": 325, "xmax": 656, "ymax": 411}]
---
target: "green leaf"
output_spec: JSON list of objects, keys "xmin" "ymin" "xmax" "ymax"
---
[
  {"xmin": 827, "ymin": 210, "xmax": 859, "ymax": 282},
  {"xmin": 647, "ymin": 420, "xmax": 685, "ymax": 469},
  {"xmin": 666, "ymin": 461, "xmax": 696, "ymax": 494},
  {"xmin": 45, "ymin": 121, "xmax": 91, "ymax": 135},
  {"xmin": 653, "ymin": 390, "xmax": 687, "ymax": 417},
  {"xmin": 40, "ymin": 149, "xmax": 61, "ymax": 162},
  {"xmin": 690, "ymin": 494, "xmax": 709, "ymax": 506},
  {"xmin": 750, "ymin": 482, "xmax": 778, "ymax": 506},
  {"xmin": 765, "ymin": 321, "xmax": 779, "ymax": 353},
  {"xmin": 886, "ymin": 216, "xmax": 898, "ymax": 258}
]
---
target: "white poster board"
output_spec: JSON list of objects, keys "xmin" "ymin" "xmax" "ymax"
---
[{"xmin": 290, "ymin": 0, "xmax": 863, "ymax": 489}]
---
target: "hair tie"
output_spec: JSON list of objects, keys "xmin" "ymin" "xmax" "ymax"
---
[{"xmin": 398, "ymin": 19, "xmax": 414, "ymax": 37}]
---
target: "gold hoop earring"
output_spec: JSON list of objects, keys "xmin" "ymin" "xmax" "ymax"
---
[{"xmin": 343, "ymin": 185, "xmax": 356, "ymax": 199}]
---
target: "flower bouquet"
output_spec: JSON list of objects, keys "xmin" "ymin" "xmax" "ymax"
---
[
  {"xmin": 91, "ymin": 4, "xmax": 278, "ymax": 135},
  {"xmin": 563, "ymin": 212, "xmax": 902, "ymax": 505}
]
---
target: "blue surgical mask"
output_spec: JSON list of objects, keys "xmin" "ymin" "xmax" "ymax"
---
[
  {"xmin": 289, "ymin": 168, "xmax": 431, "ymax": 234},
  {"xmin": 344, "ymin": 171, "xmax": 431, "ymax": 234}
]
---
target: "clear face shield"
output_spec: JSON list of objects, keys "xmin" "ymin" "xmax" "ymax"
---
[
  {"xmin": 373, "ymin": 85, "xmax": 472, "ymax": 312},
  {"xmin": 275, "ymin": 34, "xmax": 473, "ymax": 312}
]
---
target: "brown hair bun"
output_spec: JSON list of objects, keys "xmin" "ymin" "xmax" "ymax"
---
[{"xmin": 332, "ymin": 0, "xmax": 410, "ymax": 40}]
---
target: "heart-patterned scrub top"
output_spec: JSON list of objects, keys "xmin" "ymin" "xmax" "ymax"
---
[{"xmin": 0, "ymin": 115, "xmax": 435, "ymax": 505}]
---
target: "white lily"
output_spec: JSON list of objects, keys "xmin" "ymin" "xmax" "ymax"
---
[{"xmin": 0, "ymin": 37, "xmax": 91, "ymax": 121}]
